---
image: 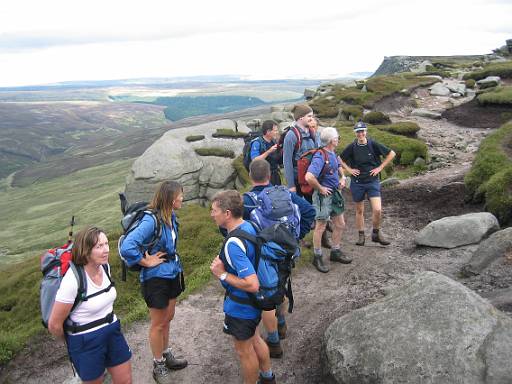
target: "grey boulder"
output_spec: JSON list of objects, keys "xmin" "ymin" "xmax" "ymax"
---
[
  {"xmin": 430, "ymin": 82, "xmax": 451, "ymax": 96},
  {"xmin": 461, "ymin": 227, "xmax": 512, "ymax": 276},
  {"xmin": 411, "ymin": 108, "xmax": 442, "ymax": 119},
  {"xmin": 322, "ymin": 271, "xmax": 512, "ymax": 384},
  {"xmin": 415, "ymin": 212, "xmax": 499, "ymax": 248}
]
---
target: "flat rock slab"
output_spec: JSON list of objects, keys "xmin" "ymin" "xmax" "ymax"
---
[
  {"xmin": 415, "ymin": 212, "xmax": 499, "ymax": 248},
  {"xmin": 411, "ymin": 108, "xmax": 442, "ymax": 119}
]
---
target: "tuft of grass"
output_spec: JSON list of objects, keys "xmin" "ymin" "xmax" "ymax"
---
[
  {"xmin": 232, "ymin": 155, "xmax": 250, "ymax": 187},
  {"xmin": 309, "ymin": 97, "xmax": 339, "ymax": 118},
  {"xmin": 362, "ymin": 111, "xmax": 391, "ymax": 125},
  {"xmin": 194, "ymin": 147, "xmax": 235, "ymax": 158},
  {"xmin": 465, "ymin": 121, "xmax": 512, "ymax": 224},
  {"xmin": 463, "ymin": 61, "xmax": 512, "ymax": 81},
  {"xmin": 340, "ymin": 105, "xmax": 364, "ymax": 121},
  {"xmin": 185, "ymin": 135, "xmax": 205, "ymax": 142},
  {"xmin": 376, "ymin": 122, "xmax": 420, "ymax": 137},
  {"xmin": 477, "ymin": 86, "xmax": 512, "ymax": 106},
  {"xmin": 211, "ymin": 129, "xmax": 248, "ymax": 139},
  {"xmin": 465, "ymin": 79, "xmax": 476, "ymax": 89}
]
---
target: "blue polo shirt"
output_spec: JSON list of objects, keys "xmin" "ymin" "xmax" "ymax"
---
[
  {"xmin": 220, "ymin": 221, "xmax": 261, "ymax": 319},
  {"xmin": 307, "ymin": 149, "xmax": 341, "ymax": 190}
]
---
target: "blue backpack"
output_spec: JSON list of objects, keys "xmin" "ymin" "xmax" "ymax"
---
[
  {"xmin": 244, "ymin": 185, "xmax": 301, "ymax": 239},
  {"xmin": 222, "ymin": 222, "xmax": 300, "ymax": 312}
]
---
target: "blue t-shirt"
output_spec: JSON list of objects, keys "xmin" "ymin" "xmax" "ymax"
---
[
  {"xmin": 307, "ymin": 149, "xmax": 341, "ymax": 190},
  {"xmin": 220, "ymin": 221, "xmax": 261, "ymax": 319},
  {"xmin": 250, "ymin": 137, "xmax": 279, "ymax": 170},
  {"xmin": 119, "ymin": 213, "xmax": 183, "ymax": 282}
]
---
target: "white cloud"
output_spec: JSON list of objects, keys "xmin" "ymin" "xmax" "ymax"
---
[{"xmin": 0, "ymin": 0, "xmax": 510, "ymax": 86}]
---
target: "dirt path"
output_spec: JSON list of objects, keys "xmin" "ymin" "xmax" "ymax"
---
[{"xmin": 3, "ymin": 89, "xmax": 510, "ymax": 384}]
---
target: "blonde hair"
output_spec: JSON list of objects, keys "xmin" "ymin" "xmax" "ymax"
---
[{"xmin": 147, "ymin": 181, "xmax": 183, "ymax": 225}]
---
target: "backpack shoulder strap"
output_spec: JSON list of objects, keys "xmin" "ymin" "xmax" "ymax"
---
[
  {"xmin": 291, "ymin": 126, "xmax": 302, "ymax": 151},
  {"xmin": 223, "ymin": 224, "xmax": 261, "ymax": 271},
  {"xmin": 69, "ymin": 263, "xmax": 86, "ymax": 312},
  {"xmin": 144, "ymin": 210, "xmax": 162, "ymax": 252},
  {"xmin": 243, "ymin": 191, "xmax": 259, "ymax": 210}
]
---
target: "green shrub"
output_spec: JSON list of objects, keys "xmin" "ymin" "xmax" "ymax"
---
[
  {"xmin": 465, "ymin": 79, "xmax": 476, "ymax": 89},
  {"xmin": 399, "ymin": 151, "xmax": 416, "ymax": 165},
  {"xmin": 465, "ymin": 122, "xmax": 512, "ymax": 221},
  {"xmin": 477, "ymin": 86, "xmax": 512, "ymax": 106},
  {"xmin": 463, "ymin": 61, "xmax": 512, "ymax": 81},
  {"xmin": 309, "ymin": 97, "xmax": 339, "ymax": 118},
  {"xmin": 362, "ymin": 111, "xmax": 391, "ymax": 125},
  {"xmin": 377, "ymin": 122, "xmax": 420, "ymax": 137},
  {"xmin": 211, "ymin": 129, "xmax": 248, "ymax": 139},
  {"xmin": 485, "ymin": 167, "xmax": 512, "ymax": 225},
  {"xmin": 232, "ymin": 155, "xmax": 250, "ymax": 187},
  {"xmin": 194, "ymin": 147, "xmax": 235, "ymax": 158},
  {"xmin": 340, "ymin": 105, "xmax": 363, "ymax": 121},
  {"xmin": 185, "ymin": 135, "xmax": 205, "ymax": 142},
  {"xmin": 479, "ymin": 81, "xmax": 500, "ymax": 90}
]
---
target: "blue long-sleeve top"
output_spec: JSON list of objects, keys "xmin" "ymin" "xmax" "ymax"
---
[
  {"xmin": 243, "ymin": 184, "xmax": 315, "ymax": 239},
  {"xmin": 120, "ymin": 212, "xmax": 183, "ymax": 282},
  {"xmin": 283, "ymin": 123, "xmax": 319, "ymax": 188}
]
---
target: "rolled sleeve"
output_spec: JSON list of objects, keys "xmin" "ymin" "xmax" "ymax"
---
[{"xmin": 119, "ymin": 215, "xmax": 156, "ymax": 267}]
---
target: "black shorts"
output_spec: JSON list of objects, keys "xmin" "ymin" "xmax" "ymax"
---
[
  {"xmin": 141, "ymin": 276, "xmax": 183, "ymax": 309},
  {"xmin": 223, "ymin": 314, "xmax": 261, "ymax": 341}
]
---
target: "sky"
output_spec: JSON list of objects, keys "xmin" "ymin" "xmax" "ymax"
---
[{"xmin": 0, "ymin": 0, "xmax": 511, "ymax": 87}]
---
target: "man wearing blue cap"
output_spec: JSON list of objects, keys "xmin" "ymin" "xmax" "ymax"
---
[{"xmin": 340, "ymin": 121, "xmax": 395, "ymax": 246}]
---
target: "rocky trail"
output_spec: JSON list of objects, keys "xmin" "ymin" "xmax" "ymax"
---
[{"xmin": 3, "ymin": 88, "xmax": 511, "ymax": 384}]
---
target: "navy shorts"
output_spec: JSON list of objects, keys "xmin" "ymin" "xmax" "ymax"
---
[
  {"xmin": 66, "ymin": 320, "xmax": 131, "ymax": 381},
  {"xmin": 350, "ymin": 178, "xmax": 381, "ymax": 202},
  {"xmin": 223, "ymin": 314, "xmax": 261, "ymax": 341},
  {"xmin": 141, "ymin": 275, "xmax": 183, "ymax": 309}
]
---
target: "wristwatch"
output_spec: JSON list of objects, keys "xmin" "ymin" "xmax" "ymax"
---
[{"xmin": 219, "ymin": 272, "xmax": 228, "ymax": 281}]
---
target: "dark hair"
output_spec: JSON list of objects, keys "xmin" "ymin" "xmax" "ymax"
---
[
  {"xmin": 72, "ymin": 226, "xmax": 106, "ymax": 266},
  {"xmin": 249, "ymin": 159, "xmax": 271, "ymax": 183},
  {"xmin": 261, "ymin": 120, "xmax": 278, "ymax": 135},
  {"xmin": 147, "ymin": 180, "xmax": 183, "ymax": 225},
  {"xmin": 211, "ymin": 190, "xmax": 243, "ymax": 219}
]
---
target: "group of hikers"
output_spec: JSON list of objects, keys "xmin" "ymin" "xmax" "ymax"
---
[{"xmin": 46, "ymin": 103, "xmax": 396, "ymax": 384}]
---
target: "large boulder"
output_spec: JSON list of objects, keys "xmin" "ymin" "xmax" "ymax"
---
[
  {"xmin": 415, "ymin": 212, "xmax": 499, "ymax": 248},
  {"xmin": 430, "ymin": 82, "xmax": 451, "ymax": 96},
  {"xmin": 477, "ymin": 76, "xmax": 501, "ymax": 88},
  {"xmin": 270, "ymin": 111, "xmax": 293, "ymax": 123},
  {"xmin": 411, "ymin": 108, "xmax": 442, "ymax": 119},
  {"xmin": 124, "ymin": 119, "xmax": 245, "ymax": 204},
  {"xmin": 461, "ymin": 227, "xmax": 512, "ymax": 276},
  {"xmin": 446, "ymin": 81, "xmax": 466, "ymax": 96},
  {"xmin": 322, "ymin": 271, "xmax": 512, "ymax": 384}
]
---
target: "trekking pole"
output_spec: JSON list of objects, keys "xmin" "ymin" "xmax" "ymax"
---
[{"xmin": 67, "ymin": 216, "xmax": 75, "ymax": 244}]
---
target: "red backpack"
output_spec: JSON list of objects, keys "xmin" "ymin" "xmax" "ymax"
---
[{"xmin": 296, "ymin": 148, "xmax": 329, "ymax": 196}]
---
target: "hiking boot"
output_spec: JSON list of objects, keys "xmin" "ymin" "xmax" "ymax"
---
[
  {"xmin": 356, "ymin": 232, "xmax": 365, "ymax": 246},
  {"xmin": 329, "ymin": 249, "xmax": 352, "ymax": 264},
  {"xmin": 321, "ymin": 231, "xmax": 332, "ymax": 249},
  {"xmin": 312, "ymin": 254, "xmax": 329, "ymax": 273},
  {"xmin": 372, "ymin": 230, "xmax": 390, "ymax": 246},
  {"xmin": 258, "ymin": 373, "xmax": 277, "ymax": 384},
  {"xmin": 265, "ymin": 339, "xmax": 283, "ymax": 358},
  {"xmin": 163, "ymin": 349, "xmax": 188, "ymax": 370},
  {"xmin": 278, "ymin": 322, "xmax": 287, "ymax": 339},
  {"xmin": 153, "ymin": 360, "xmax": 173, "ymax": 384}
]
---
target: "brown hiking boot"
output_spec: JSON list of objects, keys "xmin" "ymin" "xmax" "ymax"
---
[
  {"xmin": 312, "ymin": 253, "xmax": 329, "ymax": 273},
  {"xmin": 372, "ymin": 230, "xmax": 390, "ymax": 246},
  {"xmin": 321, "ymin": 231, "xmax": 332, "ymax": 249},
  {"xmin": 278, "ymin": 322, "xmax": 287, "ymax": 339},
  {"xmin": 329, "ymin": 249, "xmax": 352, "ymax": 264},
  {"xmin": 356, "ymin": 232, "xmax": 365, "ymax": 246},
  {"xmin": 163, "ymin": 349, "xmax": 188, "ymax": 370},
  {"xmin": 265, "ymin": 339, "xmax": 283, "ymax": 358},
  {"xmin": 258, "ymin": 373, "xmax": 277, "ymax": 384}
]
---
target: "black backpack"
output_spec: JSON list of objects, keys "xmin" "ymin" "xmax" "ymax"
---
[
  {"xmin": 117, "ymin": 193, "xmax": 162, "ymax": 281},
  {"xmin": 242, "ymin": 132, "xmax": 264, "ymax": 171}
]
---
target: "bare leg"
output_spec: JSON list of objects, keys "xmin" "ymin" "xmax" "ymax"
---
[
  {"xmin": 252, "ymin": 332, "xmax": 272, "ymax": 372},
  {"xmin": 107, "ymin": 360, "xmax": 132, "ymax": 384},
  {"xmin": 369, "ymin": 197, "xmax": 382, "ymax": 229},
  {"xmin": 261, "ymin": 309, "xmax": 277, "ymax": 334},
  {"xmin": 355, "ymin": 201, "xmax": 365, "ymax": 231},
  {"xmin": 330, "ymin": 214, "xmax": 346, "ymax": 247},
  {"xmin": 234, "ymin": 337, "xmax": 260, "ymax": 384},
  {"xmin": 313, "ymin": 220, "xmax": 328, "ymax": 249}
]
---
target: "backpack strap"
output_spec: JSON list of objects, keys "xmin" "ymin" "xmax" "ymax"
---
[
  {"xmin": 243, "ymin": 191, "xmax": 260, "ymax": 211},
  {"xmin": 316, "ymin": 148, "xmax": 331, "ymax": 182}
]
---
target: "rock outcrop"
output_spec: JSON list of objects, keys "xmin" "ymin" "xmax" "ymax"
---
[
  {"xmin": 415, "ymin": 212, "xmax": 499, "ymax": 248},
  {"xmin": 461, "ymin": 227, "xmax": 512, "ymax": 276},
  {"xmin": 124, "ymin": 119, "xmax": 249, "ymax": 204},
  {"xmin": 322, "ymin": 271, "xmax": 512, "ymax": 384}
]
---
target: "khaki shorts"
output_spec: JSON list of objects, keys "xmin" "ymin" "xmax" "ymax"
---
[{"xmin": 312, "ymin": 189, "xmax": 345, "ymax": 220}]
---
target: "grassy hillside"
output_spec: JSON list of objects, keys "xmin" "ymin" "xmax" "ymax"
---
[{"xmin": 0, "ymin": 159, "xmax": 134, "ymax": 264}]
